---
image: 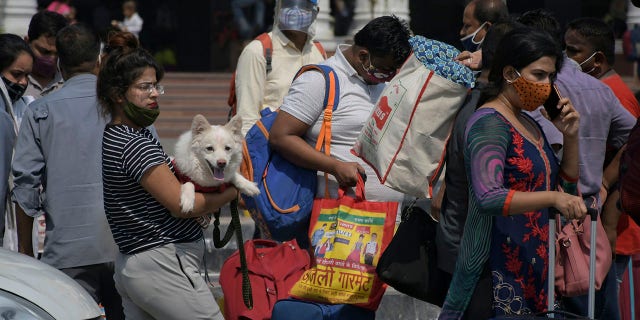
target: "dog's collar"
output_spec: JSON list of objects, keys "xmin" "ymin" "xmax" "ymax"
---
[{"xmin": 171, "ymin": 159, "xmax": 229, "ymax": 193}]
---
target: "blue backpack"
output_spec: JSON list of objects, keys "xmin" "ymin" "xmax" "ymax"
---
[{"xmin": 240, "ymin": 64, "xmax": 339, "ymax": 243}]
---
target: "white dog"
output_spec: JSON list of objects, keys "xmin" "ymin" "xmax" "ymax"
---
[{"xmin": 173, "ymin": 114, "xmax": 260, "ymax": 214}]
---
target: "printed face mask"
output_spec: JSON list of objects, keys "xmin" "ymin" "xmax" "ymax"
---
[
  {"xmin": 577, "ymin": 51, "xmax": 598, "ymax": 75},
  {"xmin": 1, "ymin": 76, "xmax": 27, "ymax": 103},
  {"xmin": 279, "ymin": 7, "xmax": 316, "ymax": 32},
  {"xmin": 460, "ymin": 21, "xmax": 487, "ymax": 52},
  {"xmin": 32, "ymin": 55, "xmax": 57, "ymax": 79},
  {"xmin": 123, "ymin": 101, "xmax": 160, "ymax": 127},
  {"xmin": 510, "ymin": 70, "xmax": 551, "ymax": 112},
  {"xmin": 361, "ymin": 54, "xmax": 396, "ymax": 84}
]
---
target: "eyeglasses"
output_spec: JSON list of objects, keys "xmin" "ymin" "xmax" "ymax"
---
[{"xmin": 134, "ymin": 83, "xmax": 165, "ymax": 95}]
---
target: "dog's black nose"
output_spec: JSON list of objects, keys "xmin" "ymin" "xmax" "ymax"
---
[{"xmin": 217, "ymin": 160, "xmax": 227, "ymax": 168}]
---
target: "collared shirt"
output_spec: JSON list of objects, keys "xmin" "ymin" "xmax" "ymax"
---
[
  {"xmin": 12, "ymin": 73, "xmax": 117, "ymax": 269},
  {"xmin": 24, "ymin": 71, "xmax": 64, "ymax": 99},
  {"xmin": 280, "ymin": 44, "xmax": 404, "ymax": 205},
  {"xmin": 555, "ymin": 57, "xmax": 635, "ymax": 199},
  {"xmin": 1, "ymin": 78, "xmax": 36, "ymax": 250},
  {"xmin": 0, "ymin": 102, "xmax": 16, "ymax": 238},
  {"xmin": 235, "ymin": 27, "xmax": 326, "ymax": 135}
]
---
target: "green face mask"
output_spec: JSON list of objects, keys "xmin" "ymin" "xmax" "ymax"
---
[{"xmin": 123, "ymin": 101, "xmax": 160, "ymax": 127}]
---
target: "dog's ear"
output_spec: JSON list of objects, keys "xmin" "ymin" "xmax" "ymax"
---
[
  {"xmin": 226, "ymin": 114, "xmax": 243, "ymax": 136},
  {"xmin": 191, "ymin": 114, "xmax": 210, "ymax": 136}
]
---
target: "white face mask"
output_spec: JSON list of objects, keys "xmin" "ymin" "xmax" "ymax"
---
[{"xmin": 577, "ymin": 51, "xmax": 598, "ymax": 75}]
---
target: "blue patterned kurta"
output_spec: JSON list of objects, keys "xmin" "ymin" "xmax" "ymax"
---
[{"xmin": 439, "ymin": 109, "xmax": 578, "ymax": 319}]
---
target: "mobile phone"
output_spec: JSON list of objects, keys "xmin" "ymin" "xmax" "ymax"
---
[{"xmin": 543, "ymin": 84, "xmax": 564, "ymax": 120}]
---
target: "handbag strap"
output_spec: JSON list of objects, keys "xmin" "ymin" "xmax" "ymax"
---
[{"xmin": 294, "ymin": 64, "xmax": 340, "ymax": 199}]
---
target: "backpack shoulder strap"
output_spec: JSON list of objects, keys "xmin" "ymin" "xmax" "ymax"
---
[
  {"xmin": 293, "ymin": 64, "xmax": 339, "ymax": 115},
  {"xmin": 313, "ymin": 40, "xmax": 327, "ymax": 59},
  {"xmin": 256, "ymin": 33, "xmax": 273, "ymax": 74},
  {"xmin": 293, "ymin": 64, "xmax": 339, "ymax": 197},
  {"xmin": 227, "ymin": 33, "xmax": 273, "ymax": 113}
]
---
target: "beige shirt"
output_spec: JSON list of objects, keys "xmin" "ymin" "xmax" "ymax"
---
[
  {"xmin": 25, "ymin": 72, "xmax": 64, "ymax": 100},
  {"xmin": 235, "ymin": 27, "xmax": 326, "ymax": 135}
]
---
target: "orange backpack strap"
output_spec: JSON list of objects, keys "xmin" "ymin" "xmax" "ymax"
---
[
  {"xmin": 292, "ymin": 65, "xmax": 338, "ymax": 154},
  {"xmin": 293, "ymin": 64, "xmax": 339, "ymax": 197},
  {"xmin": 228, "ymin": 33, "xmax": 274, "ymax": 114},
  {"xmin": 313, "ymin": 40, "xmax": 327, "ymax": 59}
]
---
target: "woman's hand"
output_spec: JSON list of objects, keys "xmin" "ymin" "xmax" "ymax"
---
[
  {"xmin": 550, "ymin": 97, "xmax": 580, "ymax": 138},
  {"xmin": 331, "ymin": 161, "xmax": 365, "ymax": 187},
  {"xmin": 553, "ymin": 191, "xmax": 587, "ymax": 220}
]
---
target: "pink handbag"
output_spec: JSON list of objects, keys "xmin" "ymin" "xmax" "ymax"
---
[{"xmin": 554, "ymin": 212, "xmax": 612, "ymax": 297}]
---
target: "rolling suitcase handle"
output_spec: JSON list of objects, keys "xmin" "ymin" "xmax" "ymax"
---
[
  {"xmin": 548, "ymin": 211, "xmax": 556, "ymax": 315},
  {"xmin": 587, "ymin": 207, "xmax": 597, "ymax": 320}
]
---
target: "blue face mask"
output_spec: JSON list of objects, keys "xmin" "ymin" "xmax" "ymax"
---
[{"xmin": 460, "ymin": 21, "xmax": 487, "ymax": 52}]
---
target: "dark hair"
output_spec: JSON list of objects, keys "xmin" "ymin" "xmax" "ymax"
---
[
  {"xmin": 567, "ymin": 17, "xmax": 615, "ymax": 65},
  {"xmin": 123, "ymin": 0, "xmax": 137, "ymax": 10},
  {"xmin": 474, "ymin": 0, "xmax": 509, "ymax": 24},
  {"xmin": 481, "ymin": 19, "xmax": 523, "ymax": 71},
  {"xmin": 516, "ymin": 9, "xmax": 564, "ymax": 47},
  {"xmin": 56, "ymin": 24, "xmax": 100, "ymax": 75},
  {"xmin": 480, "ymin": 27, "xmax": 563, "ymax": 104},
  {"xmin": 0, "ymin": 34, "xmax": 35, "ymax": 72},
  {"xmin": 27, "ymin": 10, "xmax": 69, "ymax": 42},
  {"xmin": 354, "ymin": 15, "xmax": 412, "ymax": 67},
  {"xmin": 97, "ymin": 31, "xmax": 164, "ymax": 117}
]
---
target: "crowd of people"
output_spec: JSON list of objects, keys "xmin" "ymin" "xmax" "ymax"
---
[{"xmin": 1, "ymin": 0, "xmax": 639, "ymax": 319}]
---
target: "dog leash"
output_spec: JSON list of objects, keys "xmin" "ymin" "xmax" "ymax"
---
[{"xmin": 212, "ymin": 199, "xmax": 253, "ymax": 310}]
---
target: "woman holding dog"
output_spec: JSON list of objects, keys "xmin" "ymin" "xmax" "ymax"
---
[
  {"xmin": 98, "ymin": 31, "xmax": 234, "ymax": 320},
  {"xmin": 438, "ymin": 28, "xmax": 587, "ymax": 319}
]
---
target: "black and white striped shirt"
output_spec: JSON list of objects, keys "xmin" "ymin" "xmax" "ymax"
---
[{"xmin": 102, "ymin": 124, "xmax": 201, "ymax": 254}]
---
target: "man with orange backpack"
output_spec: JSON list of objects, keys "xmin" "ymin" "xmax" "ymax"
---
[{"xmin": 232, "ymin": 0, "xmax": 327, "ymax": 135}]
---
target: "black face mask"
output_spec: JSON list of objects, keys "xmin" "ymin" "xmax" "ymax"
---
[{"xmin": 2, "ymin": 76, "xmax": 27, "ymax": 103}]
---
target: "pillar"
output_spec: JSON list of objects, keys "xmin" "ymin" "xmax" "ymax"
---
[{"xmin": 1, "ymin": 0, "xmax": 37, "ymax": 36}]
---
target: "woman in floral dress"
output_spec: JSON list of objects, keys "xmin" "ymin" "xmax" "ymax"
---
[{"xmin": 439, "ymin": 28, "xmax": 587, "ymax": 319}]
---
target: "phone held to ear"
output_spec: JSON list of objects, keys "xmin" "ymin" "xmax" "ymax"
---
[{"xmin": 543, "ymin": 84, "xmax": 564, "ymax": 120}]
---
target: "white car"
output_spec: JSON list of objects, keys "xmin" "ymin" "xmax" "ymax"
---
[{"xmin": 0, "ymin": 248, "xmax": 102, "ymax": 319}]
